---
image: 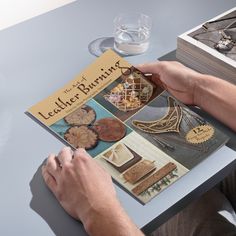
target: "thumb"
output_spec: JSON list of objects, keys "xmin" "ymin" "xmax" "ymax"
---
[{"xmin": 136, "ymin": 62, "xmax": 163, "ymax": 75}]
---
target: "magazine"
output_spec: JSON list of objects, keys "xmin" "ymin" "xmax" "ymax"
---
[
  {"xmin": 176, "ymin": 7, "xmax": 236, "ymax": 85},
  {"xmin": 26, "ymin": 49, "xmax": 228, "ymax": 204}
]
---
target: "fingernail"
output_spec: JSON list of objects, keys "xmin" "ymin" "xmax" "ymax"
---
[
  {"xmin": 76, "ymin": 148, "xmax": 85, "ymax": 152},
  {"xmin": 74, "ymin": 148, "xmax": 87, "ymax": 157},
  {"xmin": 63, "ymin": 146, "xmax": 71, "ymax": 151},
  {"xmin": 59, "ymin": 146, "xmax": 71, "ymax": 155}
]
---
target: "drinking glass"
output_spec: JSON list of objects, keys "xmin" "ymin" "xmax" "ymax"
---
[{"xmin": 114, "ymin": 13, "xmax": 152, "ymax": 55}]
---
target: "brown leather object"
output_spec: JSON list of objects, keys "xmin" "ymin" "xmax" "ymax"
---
[
  {"xmin": 94, "ymin": 117, "xmax": 126, "ymax": 142},
  {"xmin": 132, "ymin": 162, "xmax": 177, "ymax": 195},
  {"xmin": 106, "ymin": 146, "xmax": 142, "ymax": 173},
  {"xmin": 64, "ymin": 105, "xmax": 96, "ymax": 125},
  {"xmin": 123, "ymin": 160, "xmax": 156, "ymax": 184},
  {"xmin": 132, "ymin": 96, "xmax": 182, "ymax": 134},
  {"xmin": 64, "ymin": 125, "xmax": 98, "ymax": 149}
]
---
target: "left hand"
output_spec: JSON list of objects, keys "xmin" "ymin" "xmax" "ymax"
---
[{"xmin": 42, "ymin": 147, "xmax": 119, "ymax": 226}]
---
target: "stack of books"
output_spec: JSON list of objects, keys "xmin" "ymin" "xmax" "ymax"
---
[{"xmin": 176, "ymin": 7, "xmax": 236, "ymax": 84}]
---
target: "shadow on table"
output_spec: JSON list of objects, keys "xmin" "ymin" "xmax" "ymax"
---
[
  {"xmin": 29, "ymin": 163, "xmax": 87, "ymax": 236},
  {"xmin": 158, "ymin": 50, "xmax": 236, "ymax": 151},
  {"xmin": 88, "ymin": 36, "xmax": 114, "ymax": 57},
  {"xmin": 158, "ymin": 50, "xmax": 177, "ymax": 61},
  {"xmin": 88, "ymin": 36, "xmax": 130, "ymax": 57}
]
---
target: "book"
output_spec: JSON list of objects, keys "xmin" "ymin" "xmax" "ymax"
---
[
  {"xmin": 26, "ymin": 49, "xmax": 228, "ymax": 204},
  {"xmin": 176, "ymin": 7, "xmax": 236, "ymax": 85}
]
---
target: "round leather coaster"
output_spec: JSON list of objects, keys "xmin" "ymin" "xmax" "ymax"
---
[
  {"xmin": 64, "ymin": 105, "xmax": 96, "ymax": 126},
  {"xmin": 94, "ymin": 117, "xmax": 126, "ymax": 142},
  {"xmin": 64, "ymin": 125, "xmax": 98, "ymax": 149}
]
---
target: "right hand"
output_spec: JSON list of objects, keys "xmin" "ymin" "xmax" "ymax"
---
[{"xmin": 137, "ymin": 61, "xmax": 202, "ymax": 105}]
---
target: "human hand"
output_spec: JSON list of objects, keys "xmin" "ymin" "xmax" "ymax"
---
[
  {"xmin": 42, "ymin": 147, "xmax": 143, "ymax": 235},
  {"xmin": 41, "ymin": 147, "xmax": 119, "ymax": 227},
  {"xmin": 137, "ymin": 61, "xmax": 202, "ymax": 105}
]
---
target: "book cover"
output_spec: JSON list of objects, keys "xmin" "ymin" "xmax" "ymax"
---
[
  {"xmin": 26, "ymin": 49, "xmax": 228, "ymax": 204},
  {"xmin": 176, "ymin": 7, "xmax": 236, "ymax": 84}
]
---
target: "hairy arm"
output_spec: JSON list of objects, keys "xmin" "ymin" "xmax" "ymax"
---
[
  {"xmin": 194, "ymin": 74, "xmax": 236, "ymax": 131},
  {"xmin": 84, "ymin": 200, "xmax": 144, "ymax": 236}
]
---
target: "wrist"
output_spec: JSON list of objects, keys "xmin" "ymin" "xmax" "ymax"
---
[
  {"xmin": 192, "ymin": 73, "xmax": 210, "ymax": 108},
  {"xmin": 82, "ymin": 198, "xmax": 122, "ymax": 234}
]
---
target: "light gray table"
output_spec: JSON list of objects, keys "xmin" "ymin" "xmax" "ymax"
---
[{"xmin": 0, "ymin": 1, "xmax": 236, "ymax": 235}]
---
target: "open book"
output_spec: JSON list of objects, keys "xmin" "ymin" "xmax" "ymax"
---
[{"xmin": 26, "ymin": 49, "xmax": 228, "ymax": 204}]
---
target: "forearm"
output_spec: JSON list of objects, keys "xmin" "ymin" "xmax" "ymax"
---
[
  {"xmin": 194, "ymin": 74, "xmax": 236, "ymax": 131},
  {"xmin": 83, "ymin": 200, "xmax": 144, "ymax": 236}
]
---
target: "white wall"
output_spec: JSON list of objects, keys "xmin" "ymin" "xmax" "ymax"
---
[{"xmin": 0, "ymin": 0, "xmax": 75, "ymax": 30}]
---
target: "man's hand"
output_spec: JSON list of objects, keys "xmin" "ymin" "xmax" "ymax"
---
[
  {"xmin": 42, "ymin": 147, "xmax": 143, "ymax": 236},
  {"xmin": 137, "ymin": 61, "xmax": 202, "ymax": 105},
  {"xmin": 137, "ymin": 61, "xmax": 236, "ymax": 131},
  {"xmin": 42, "ymin": 147, "xmax": 117, "ymax": 224}
]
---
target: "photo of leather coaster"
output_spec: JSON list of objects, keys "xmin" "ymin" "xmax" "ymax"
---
[
  {"xmin": 64, "ymin": 105, "xmax": 96, "ymax": 125},
  {"xmin": 64, "ymin": 125, "xmax": 98, "ymax": 149},
  {"xmin": 123, "ymin": 160, "xmax": 156, "ymax": 184},
  {"xmin": 93, "ymin": 117, "xmax": 126, "ymax": 142}
]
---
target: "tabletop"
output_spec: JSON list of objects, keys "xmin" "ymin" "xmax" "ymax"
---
[{"xmin": 0, "ymin": 1, "xmax": 236, "ymax": 235}]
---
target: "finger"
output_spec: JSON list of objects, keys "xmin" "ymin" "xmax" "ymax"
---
[
  {"xmin": 46, "ymin": 153, "xmax": 61, "ymax": 179},
  {"xmin": 72, "ymin": 148, "xmax": 92, "ymax": 169},
  {"xmin": 58, "ymin": 146, "xmax": 73, "ymax": 166},
  {"xmin": 136, "ymin": 62, "xmax": 163, "ymax": 74},
  {"xmin": 42, "ymin": 165, "xmax": 57, "ymax": 195},
  {"xmin": 73, "ymin": 148, "xmax": 90, "ymax": 160}
]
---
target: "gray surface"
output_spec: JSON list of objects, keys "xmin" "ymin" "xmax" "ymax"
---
[{"xmin": 0, "ymin": 1, "xmax": 236, "ymax": 235}]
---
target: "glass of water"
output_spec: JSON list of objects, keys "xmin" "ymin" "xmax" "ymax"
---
[{"xmin": 114, "ymin": 13, "xmax": 152, "ymax": 55}]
